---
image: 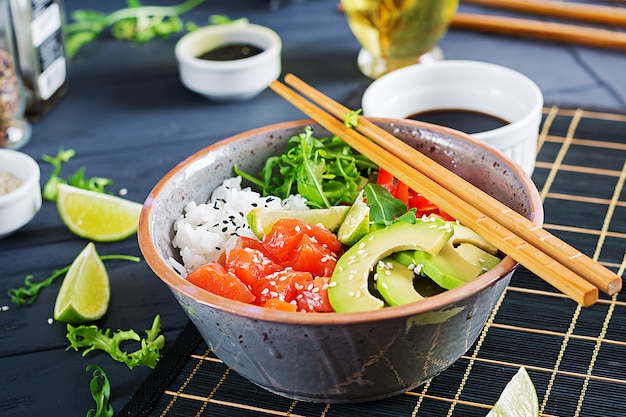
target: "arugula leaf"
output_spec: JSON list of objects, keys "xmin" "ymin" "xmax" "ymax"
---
[
  {"xmin": 365, "ymin": 183, "xmax": 413, "ymax": 228},
  {"xmin": 86, "ymin": 365, "xmax": 114, "ymax": 417},
  {"xmin": 238, "ymin": 127, "xmax": 376, "ymax": 209},
  {"xmin": 7, "ymin": 254, "xmax": 140, "ymax": 306},
  {"xmin": 67, "ymin": 315, "xmax": 165, "ymax": 370},
  {"xmin": 344, "ymin": 109, "xmax": 362, "ymax": 128},
  {"xmin": 65, "ymin": 0, "xmax": 207, "ymax": 58},
  {"xmin": 41, "ymin": 148, "xmax": 114, "ymax": 201}
]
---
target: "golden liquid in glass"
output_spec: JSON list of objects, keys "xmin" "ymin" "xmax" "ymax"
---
[{"xmin": 341, "ymin": 0, "xmax": 459, "ymax": 77}]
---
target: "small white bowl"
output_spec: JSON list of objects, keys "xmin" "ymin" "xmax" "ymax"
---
[
  {"xmin": 175, "ymin": 22, "xmax": 282, "ymax": 101},
  {"xmin": 362, "ymin": 60, "xmax": 543, "ymax": 175},
  {"xmin": 0, "ymin": 149, "xmax": 41, "ymax": 238}
]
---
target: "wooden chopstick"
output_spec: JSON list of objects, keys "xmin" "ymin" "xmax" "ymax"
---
[
  {"xmin": 282, "ymin": 73, "xmax": 622, "ymax": 297},
  {"xmin": 461, "ymin": 0, "xmax": 626, "ymax": 28},
  {"xmin": 450, "ymin": 12, "xmax": 626, "ymax": 50},
  {"xmin": 269, "ymin": 76, "xmax": 620, "ymax": 306}
]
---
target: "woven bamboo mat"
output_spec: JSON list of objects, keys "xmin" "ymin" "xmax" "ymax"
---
[{"xmin": 119, "ymin": 106, "xmax": 626, "ymax": 417}]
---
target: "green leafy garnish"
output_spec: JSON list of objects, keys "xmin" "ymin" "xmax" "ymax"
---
[
  {"xmin": 67, "ymin": 315, "xmax": 165, "ymax": 370},
  {"xmin": 65, "ymin": 0, "xmax": 207, "ymax": 58},
  {"xmin": 42, "ymin": 147, "xmax": 114, "ymax": 201},
  {"xmin": 234, "ymin": 127, "xmax": 376, "ymax": 209},
  {"xmin": 344, "ymin": 109, "xmax": 362, "ymax": 128},
  {"xmin": 7, "ymin": 254, "xmax": 140, "ymax": 306},
  {"xmin": 365, "ymin": 183, "xmax": 416, "ymax": 228},
  {"xmin": 86, "ymin": 365, "xmax": 114, "ymax": 417}
]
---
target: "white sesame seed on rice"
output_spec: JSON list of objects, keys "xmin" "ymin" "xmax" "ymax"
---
[{"xmin": 171, "ymin": 176, "xmax": 308, "ymax": 275}]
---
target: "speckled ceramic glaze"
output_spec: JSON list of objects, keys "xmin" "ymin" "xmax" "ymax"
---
[{"xmin": 138, "ymin": 118, "xmax": 543, "ymax": 403}]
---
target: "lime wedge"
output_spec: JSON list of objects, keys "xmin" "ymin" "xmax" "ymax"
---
[
  {"xmin": 247, "ymin": 206, "xmax": 350, "ymax": 239},
  {"xmin": 487, "ymin": 367, "xmax": 539, "ymax": 417},
  {"xmin": 56, "ymin": 184, "xmax": 143, "ymax": 242},
  {"xmin": 336, "ymin": 193, "xmax": 369, "ymax": 246},
  {"xmin": 54, "ymin": 242, "xmax": 110, "ymax": 323}
]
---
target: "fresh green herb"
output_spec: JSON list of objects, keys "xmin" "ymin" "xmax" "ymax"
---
[
  {"xmin": 65, "ymin": 0, "xmax": 206, "ymax": 58},
  {"xmin": 8, "ymin": 254, "xmax": 140, "ymax": 306},
  {"xmin": 365, "ymin": 183, "xmax": 416, "ymax": 228},
  {"xmin": 67, "ymin": 315, "xmax": 165, "ymax": 370},
  {"xmin": 344, "ymin": 109, "xmax": 362, "ymax": 128},
  {"xmin": 86, "ymin": 365, "xmax": 114, "ymax": 417},
  {"xmin": 234, "ymin": 127, "xmax": 376, "ymax": 209},
  {"xmin": 42, "ymin": 147, "xmax": 114, "ymax": 201}
]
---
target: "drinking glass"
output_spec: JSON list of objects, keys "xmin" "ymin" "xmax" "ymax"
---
[{"xmin": 341, "ymin": 0, "xmax": 459, "ymax": 78}]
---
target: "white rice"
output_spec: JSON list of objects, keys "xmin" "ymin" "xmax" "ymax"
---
[{"xmin": 171, "ymin": 176, "xmax": 308, "ymax": 275}]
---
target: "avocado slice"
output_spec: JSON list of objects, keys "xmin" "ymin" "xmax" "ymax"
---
[
  {"xmin": 410, "ymin": 221, "xmax": 503, "ymax": 291},
  {"xmin": 454, "ymin": 242, "xmax": 501, "ymax": 271},
  {"xmin": 450, "ymin": 223, "xmax": 498, "ymax": 255},
  {"xmin": 413, "ymin": 241, "xmax": 483, "ymax": 290},
  {"xmin": 376, "ymin": 257, "xmax": 425, "ymax": 306},
  {"xmin": 328, "ymin": 219, "xmax": 453, "ymax": 313}
]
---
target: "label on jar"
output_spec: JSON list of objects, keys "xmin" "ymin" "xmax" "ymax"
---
[{"xmin": 30, "ymin": 0, "xmax": 66, "ymax": 100}]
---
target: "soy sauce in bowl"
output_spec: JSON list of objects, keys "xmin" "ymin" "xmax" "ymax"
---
[
  {"xmin": 408, "ymin": 109, "xmax": 509, "ymax": 134},
  {"xmin": 198, "ymin": 44, "xmax": 263, "ymax": 61}
]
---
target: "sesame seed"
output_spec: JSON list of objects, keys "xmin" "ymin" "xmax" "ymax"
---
[
  {"xmin": 328, "ymin": 281, "xmax": 337, "ymax": 287},
  {"xmin": 381, "ymin": 282, "xmax": 389, "ymax": 289},
  {"xmin": 1, "ymin": 305, "xmax": 9, "ymax": 312},
  {"xmin": 47, "ymin": 318, "xmax": 54, "ymax": 325},
  {"xmin": 348, "ymin": 291, "xmax": 355, "ymax": 297}
]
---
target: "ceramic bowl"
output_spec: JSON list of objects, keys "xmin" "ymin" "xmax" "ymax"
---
[
  {"xmin": 362, "ymin": 60, "xmax": 544, "ymax": 175},
  {"xmin": 138, "ymin": 118, "xmax": 543, "ymax": 403},
  {"xmin": 175, "ymin": 22, "xmax": 282, "ymax": 101},
  {"xmin": 0, "ymin": 149, "xmax": 41, "ymax": 238}
]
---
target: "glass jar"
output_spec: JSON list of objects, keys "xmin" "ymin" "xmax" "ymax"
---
[
  {"xmin": 10, "ymin": 0, "xmax": 68, "ymax": 119},
  {"xmin": 0, "ymin": 0, "xmax": 31, "ymax": 149}
]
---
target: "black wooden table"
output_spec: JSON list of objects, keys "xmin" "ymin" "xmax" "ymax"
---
[{"xmin": 1, "ymin": 1, "xmax": 625, "ymax": 416}]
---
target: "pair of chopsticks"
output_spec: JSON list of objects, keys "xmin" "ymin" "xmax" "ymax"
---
[
  {"xmin": 270, "ymin": 74, "xmax": 622, "ymax": 307},
  {"xmin": 453, "ymin": 0, "xmax": 626, "ymax": 50}
]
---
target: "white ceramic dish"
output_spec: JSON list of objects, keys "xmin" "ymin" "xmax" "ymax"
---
[
  {"xmin": 0, "ymin": 149, "xmax": 41, "ymax": 238},
  {"xmin": 361, "ymin": 60, "xmax": 543, "ymax": 175},
  {"xmin": 175, "ymin": 22, "xmax": 282, "ymax": 101}
]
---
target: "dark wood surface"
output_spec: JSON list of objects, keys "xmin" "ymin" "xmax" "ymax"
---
[{"xmin": 1, "ymin": 1, "xmax": 625, "ymax": 415}]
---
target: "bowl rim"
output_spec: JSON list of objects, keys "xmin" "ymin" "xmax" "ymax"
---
[
  {"xmin": 362, "ymin": 60, "xmax": 544, "ymax": 139},
  {"xmin": 174, "ymin": 22, "xmax": 282, "ymax": 70},
  {"xmin": 138, "ymin": 118, "xmax": 543, "ymax": 325},
  {"xmin": 0, "ymin": 149, "xmax": 40, "ymax": 207}
]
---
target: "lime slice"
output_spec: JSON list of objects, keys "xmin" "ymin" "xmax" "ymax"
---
[
  {"xmin": 57, "ymin": 184, "xmax": 142, "ymax": 242},
  {"xmin": 487, "ymin": 367, "xmax": 539, "ymax": 417},
  {"xmin": 247, "ymin": 206, "xmax": 350, "ymax": 239},
  {"xmin": 54, "ymin": 242, "xmax": 110, "ymax": 323},
  {"xmin": 336, "ymin": 193, "xmax": 369, "ymax": 246}
]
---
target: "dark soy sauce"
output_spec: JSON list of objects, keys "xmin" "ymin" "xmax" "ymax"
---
[
  {"xmin": 198, "ymin": 44, "xmax": 264, "ymax": 61},
  {"xmin": 407, "ymin": 109, "xmax": 509, "ymax": 134}
]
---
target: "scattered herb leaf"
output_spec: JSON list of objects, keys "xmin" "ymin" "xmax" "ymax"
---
[
  {"xmin": 66, "ymin": 0, "xmax": 207, "ymax": 58},
  {"xmin": 67, "ymin": 315, "xmax": 165, "ymax": 370},
  {"xmin": 86, "ymin": 365, "xmax": 114, "ymax": 417},
  {"xmin": 42, "ymin": 147, "xmax": 114, "ymax": 201},
  {"xmin": 234, "ymin": 127, "xmax": 376, "ymax": 209},
  {"xmin": 8, "ymin": 254, "xmax": 140, "ymax": 306},
  {"xmin": 344, "ymin": 109, "xmax": 362, "ymax": 128}
]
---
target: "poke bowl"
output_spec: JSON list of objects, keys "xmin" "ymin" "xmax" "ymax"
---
[{"xmin": 138, "ymin": 118, "xmax": 542, "ymax": 403}]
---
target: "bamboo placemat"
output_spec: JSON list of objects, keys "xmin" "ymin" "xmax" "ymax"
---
[{"xmin": 119, "ymin": 106, "xmax": 626, "ymax": 417}]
